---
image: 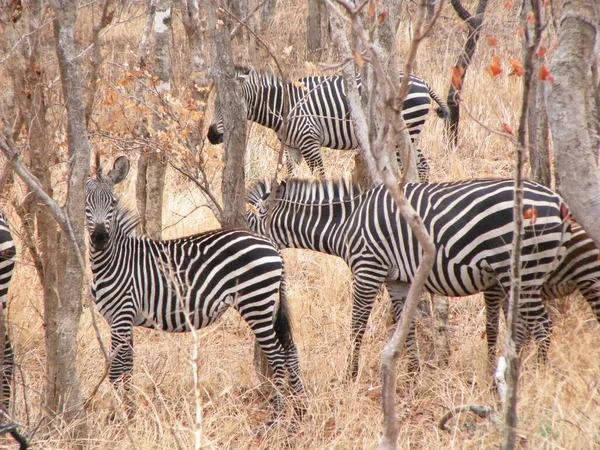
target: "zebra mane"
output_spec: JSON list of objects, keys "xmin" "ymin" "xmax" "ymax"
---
[
  {"xmin": 248, "ymin": 178, "xmax": 364, "ymax": 206},
  {"xmin": 113, "ymin": 203, "xmax": 141, "ymax": 238},
  {"xmin": 234, "ymin": 65, "xmax": 292, "ymax": 85}
]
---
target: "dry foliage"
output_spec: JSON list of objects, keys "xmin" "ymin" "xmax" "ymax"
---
[{"xmin": 1, "ymin": 1, "xmax": 599, "ymax": 448}]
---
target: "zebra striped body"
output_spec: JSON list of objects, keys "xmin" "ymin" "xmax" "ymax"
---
[
  {"xmin": 86, "ymin": 156, "xmax": 303, "ymax": 415},
  {"xmin": 208, "ymin": 66, "xmax": 449, "ymax": 181},
  {"xmin": 0, "ymin": 211, "xmax": 15, "ymax": 409},
  {"xmin": 483, "ymin": 221, "xmax": 600, "ymax": 365},
  {"xmin": 247, "ymin": 178, "xmax": 571, "ymax": 378}
]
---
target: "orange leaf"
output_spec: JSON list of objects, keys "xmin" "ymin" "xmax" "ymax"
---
[
  {"xmin": 377, "ymin": 12, "xmax": 387, "ymax": 24},
  {"xmin": 536, "ymin": 46, "xmax": 547, "ymax": 58},
  {"xmin": 486, "ymin": 53, "xmax": 502, "ymax": 77},
  {"xmin": 508, "ymin": 58, "xmax": 524, "ymax": 76},
  {"xmin": 504, "ymin": 0, "xmax": 512, "ymax": 7},
  {"xmin": 538, "ymin": 64, "xmax": 554, "ymax": 83},
  {"xmin": 367, "ymin": 1, "xmax": 375, "ymax": 17},
  {"xmin": 451, "ymin": 65, "xmax": 465, "ymax": 90},
  {"xmin": 487, "ymin": 36, "xmax": 498, "ymax": 47},
  {"xmin": 352, "ymin": 50, "xmax": 364, "ymax": 67},
  {"xmin": 527, "ymin": 11, "xmax": 535, "ymax": 24},
  {"xmin": 523, "ymin": 206, "xmax": 538, "ymax": 224},
  {"xmin": 518, "ymin": 26, "xmax": 526, "ymax": 37},
  {"xmin": 503, "ymin": 123, "xmax": 514, "ymax": 135}
]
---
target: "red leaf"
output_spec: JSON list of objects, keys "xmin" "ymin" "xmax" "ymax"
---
[
  {"xmin": 538, "ymin": 64, "xmax": 554, "ymax": 83},
  {"xmin": 487, "ymin": 36, "xmax": 498, "ymax": 47},
  {"xmin": 508, "ymin": 58, "xmax": 524, "ymax": 76},
  {"xmin": 536, "ymin": 46, "xmax": 547, "ymax": 58},
  {"xmin": 451, "ymin": 65, "xmax": 465, "ymax": 90},
  {"xmin": 518, "ymin": 27, "xmax": 526, "ymax": 37},
  {"xmin": 523, "ymin": 206, "xmax": 538, "ymax": 224},
  {"xmin": 503, "ymin": 123, "xmax": 514, "ymax": 135},
  {"xmin": 486, "ymin": 53, "xmax": 502, "ymax": 77},
  {"xmin": 504, "ymin": 0, "xmax": 512, "ymax": 7},
  {"xmin": 527, "ymin": 11, "xmax": 535, "ymax": 24}
]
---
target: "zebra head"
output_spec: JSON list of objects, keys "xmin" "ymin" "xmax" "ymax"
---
[
  {"xmin": 85, "ymin": 155, "xmax": 130, "ymax": 251},
  {"xmin": 246, "ymin": 178, "xmax": 273, "ymax": 236},
  {"xmin": 206, "ymin": 66, "xmax": 256, "ymax": 145}
]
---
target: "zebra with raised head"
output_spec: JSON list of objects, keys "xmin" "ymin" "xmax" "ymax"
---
[
  {"xmin": 0, "ymin": 211, "xmax": 15, "ymax": 409},
  {"xmin": 246, "ymin": 178, "xmax": 571, "ymax": 379},
  {"xmin": 86, "ymin": 156, "xmax": 303, "ymax": 416},
  {"xmin": 482, "ymin": 220, "xmax": 600, "ymax": 366},
  {"xmin": 208, "ymin": 66, "xmax": 449, "ymax": 182}
]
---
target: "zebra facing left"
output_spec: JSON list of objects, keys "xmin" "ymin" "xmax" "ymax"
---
[
  {"xmin": 0, "ymin": 211, "xmax": 15, "ymax": 410},
  {"xmin": 246, "ymin": 178, "xmax": 572, "ymax": 380},
  {"xmin": 86, "ymin": 155, "xmax": 304, "ymax": 417},
  {"xmin": 207, "ymin": 66, "xmax": 449, "ymax": 182}
]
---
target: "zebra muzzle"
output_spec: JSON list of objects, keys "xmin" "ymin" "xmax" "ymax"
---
[
  {"xmin": 207, "ymin": 125, "xmax": 223, "ymax": 145},
  {"xmin": 91, "ymin": 225, "xmax": 110, "ymax": 251}
]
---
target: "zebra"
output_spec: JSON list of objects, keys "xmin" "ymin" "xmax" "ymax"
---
[
  {"xmin": 483, "ymin": 220, "xmax": 600, "ymax": 366},
  {"xmin": 0, "ymin": 211, "xmax": 15, "ymax": 410},
  {"xmin": 246, "ymin": 178, "xmax": 571, "ymax": 379},
  {"xmin": 207, "ymin": 66, "xmax": 449, "ymax": 182},
  {"xmin": 86, "ymin": 156, "xmax": 304, "ymax": 416}
]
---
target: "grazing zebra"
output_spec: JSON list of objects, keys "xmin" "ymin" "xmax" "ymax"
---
[
  {"xmin": 86, "ymin": 156, "xmax": 303, "ymax": 416},
  {"xmin": 0, "ymin": 211, "xmax": 15, "ymax": 410},
  {"xmin": 246, "ymin": 178, "xmax": 571, "ymax": 379},
  {"xmin": 483, "ymin": 220, "xmax": 600, "ymax": 366},
  {"xmin": 207, "ymin": 66, "xmax": 449, "ymax": 181}
]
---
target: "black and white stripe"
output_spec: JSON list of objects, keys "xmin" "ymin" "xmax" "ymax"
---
[
  {"xmin": 247, "ymin": 178, "xmax": 571, "ymax": 379},
  {"xmin": 208, "ymin": 66, "xmax": 449, "ymax": 181},
  {"xmin": 483, "ymin": 220, "xmax": 600, "ymax": 364},
  {"xmin": 86, "ymin": 156, "xmax": 303, "ymax": 414},
  {"xmin": 0, "ymin": 211, "xmax": 15, "ymax": 409}
]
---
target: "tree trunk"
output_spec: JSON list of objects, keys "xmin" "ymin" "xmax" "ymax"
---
[
  {"xmin": 307, "ymin": 0, "xmax": 323, "ymax": 60},
  {"xmin": 48, "ymin": 0, "xmax": 89, "ymax": 439},
  {"xmin": 207, "ymin": 3, "xmax": 248, "ymax": 229},
  {"xmin": 144, "ymin": 0, "xmax": 171, "ymax": 240},
  {"xmin": 179, "ymin": 0, "xmax": 210, "ymax": 162},
  {"xmin": 546, "ymin": 0, "xmax": 600, "ymax": 246},
  {"xmin": 445, "ymin": 0, "xmax": 488, "ymax": 149}
]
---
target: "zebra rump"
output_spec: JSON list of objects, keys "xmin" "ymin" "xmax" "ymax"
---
[{"xmin": 246, "ymin": 177, "xmax": 572, "ymax": 379}]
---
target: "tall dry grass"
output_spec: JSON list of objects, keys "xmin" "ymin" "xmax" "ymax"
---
[{"xmin": 2, "ymin": 1, "xmax": 600, "ymax": 449}]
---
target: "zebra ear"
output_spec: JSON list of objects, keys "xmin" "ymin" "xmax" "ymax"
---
[{"xmin": 107, "ymin": 156, "xmax": 130, "ymax": 185}]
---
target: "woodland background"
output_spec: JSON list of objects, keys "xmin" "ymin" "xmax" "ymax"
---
[{"xmin": 0, "ymin": 0, "xmax": 599, "ymax": 449}]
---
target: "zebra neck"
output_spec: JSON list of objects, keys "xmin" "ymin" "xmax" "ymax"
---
[{"xmin": 245, "ymin": 82, "xmax": 285, "ymax": 132}]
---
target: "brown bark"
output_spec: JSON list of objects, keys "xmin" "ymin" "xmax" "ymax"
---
[
  {"xmin": 207, "ymin": 3, "xmax": 248, "ymax": 229},
  {"xmin": 446, "ymin": 0, "xmax": 488, "ymax": 149},
  {"xmin": 48, "ymin": 0, "xmax": 89, "ymax": 439},
  {"xmin": 546, "ymin": 0, "xmax": 600, "ymax": 247},
  {"xmin": 143, "ymin": 0, "xmax": 171, "ymax": 240}
]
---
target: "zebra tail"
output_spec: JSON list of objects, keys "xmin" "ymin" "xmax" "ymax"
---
[
  {"xmin": 273, "ymin": 268, "xmax": 294, "ymax": 352},
  {"xmin": 429, "ymin": 89, "xmax": 450, "ymax": 119}
]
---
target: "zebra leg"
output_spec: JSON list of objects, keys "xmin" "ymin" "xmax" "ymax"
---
[
  {"xmin": 483, "ymin": 288, "xmax": 504, "ymax": 373},
  {"xmin": 1, "ymin": 332, "xmax": 14, "ymax": 410},
  {"xmin": 386, "ymin": 281, "xmax": 420, "ymax": 374},
  {"xmin": 518, "ymin": 293, "xmax": 552, "ymax": 364},
  {"xmin": 348, "ymin": 273, "xmax": 385, "ymax": 380},
  {"xmin": 285, "ymin": 147, "xmax": 303, "ymax": 176},
  {"xmin": 242, "ymin": 309, "xmax": 292, "ymax": 417},
  {"xmin": 300, "ymin": 144, "xmax": 326, "ymax": 177},
  {"xmin": 109, "ymin": 324, "xmax": 135, "ymax": 417},
  {"xmin": 415, "ymin": 147, "xmax": 430, "ymax": 183}
]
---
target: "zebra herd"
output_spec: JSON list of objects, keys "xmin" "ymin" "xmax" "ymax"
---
[{"xmin": 0, "ymin": 65, "xmax": 599, "ymax": 422}]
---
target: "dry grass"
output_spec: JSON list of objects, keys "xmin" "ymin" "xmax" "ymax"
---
[{"xmin": 2, "ymin": 1, "xmax": 600, "ymax": 449}]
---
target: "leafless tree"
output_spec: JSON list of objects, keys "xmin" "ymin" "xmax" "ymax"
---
[
  {"xmin": 206, "ymin": 2, "xmax": 248, "ymax": 229},
  {"xmin": 137, "ymin": 0, "xmax": 171, "ymax": 239},
  {"xmin": 327, "ymin": 1, "xmax": 436, "ymax": 448},
  {"xmin": 445, "ymin": 0, "xmax": 488, "ymax": 150},
  {"xmin": 546, "ymin": 0, "xmax": 600, "ymax": 247}
]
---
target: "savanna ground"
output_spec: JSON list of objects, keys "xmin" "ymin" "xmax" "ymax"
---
[{"xmin": 2, "ymin": 1, "xmax": 600, "ymax": 449}]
